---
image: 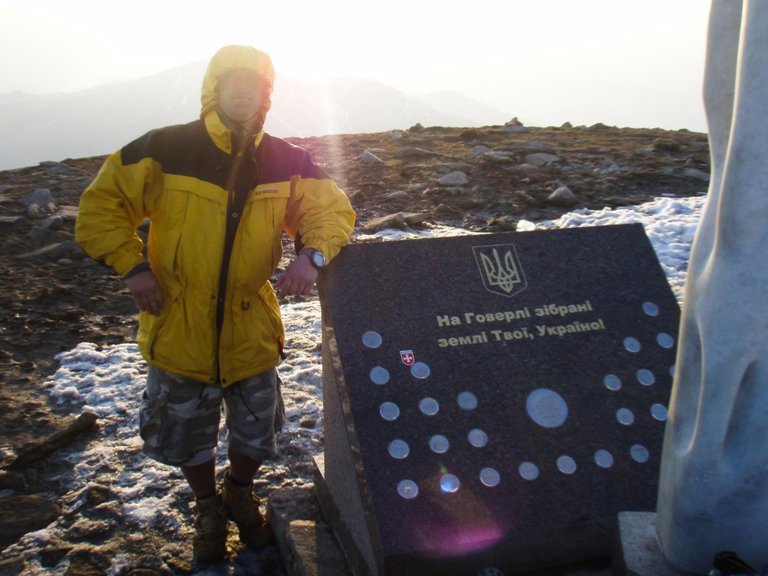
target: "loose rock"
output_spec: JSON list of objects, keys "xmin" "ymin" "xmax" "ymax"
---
[
  {"xmin": 547, "ymin": 185, "xmax": 579, "ymax": 207},
  {"xmin": 362, "ymin": 213, "xmax": 407, "ymax": 232},
  {"xmin": 469, "ymin": 145, "xmax": 492, "ymax": 157},
  {"xmin": 437, "ymin": 171, "xmax": 469, "ymax": 186},
  {"xmin": 361, "ymin": 150, "xmax": 385, "ymax": 165},
  {"xmin": 17, "ymin": 240, "xmax": 82, "ymax": 261},
  {"xmin": 395, "ymin": 146, "xmax": 437, "ymax": 159},
  {"xmin": 0, "ymin": 556, "xmax": 25, "ymax": 575},
  {"xmin": 0, "ymin": 216, "xmax": 24, "ymax": 226},
  {"xmin": 652, "ymin": 138, "xmax": 682, "ymax": 153},
  {"xmin": 20, "ymin": 188, "xmax": 55, "ymax": 208},
  {"xmin": 525, "ymin": 153, "xmax": 561, "ymax": 167},
  {"xmin": 511, "ymin": 141, "xmax": 556, "ymax": 154},
  {"xmin": 0, "ymin": 495, "xmax": 61, "ymax": 549},
  {"xmin": 682, "ymin": 167, "xmax": 710, "ymax": 182}
]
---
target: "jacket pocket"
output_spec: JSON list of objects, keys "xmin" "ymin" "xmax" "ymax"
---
[
  {"xmin": 240, "ymin": 185, "xmax": 291, "ymax": 271},
  {"xmin": 145, "ymin": 291, "xmax": 216, "ymax": 380},
  {"xmin": 148, "ymin": 189, "xmax": 189, "ymax": 280},
  {"xmin": 256, "ymin": 282, "xmax": 284, "ymax": 341},
  {"xmin": 220, "ymin": 283, "xmax": 283, "ymax": 380},
  {"xmin": 161, "ymin": 185, "xmax": 225, "ymax": 292}
]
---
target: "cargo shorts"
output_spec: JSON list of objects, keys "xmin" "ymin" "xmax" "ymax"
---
[{"xmin": 139, "ymin": 366, "xmax": 285, "ymax": 467}]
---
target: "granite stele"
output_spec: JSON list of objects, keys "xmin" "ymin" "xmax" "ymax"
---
[{"xmin": 318, "ymin": 223, "xmax": 680, "ymax": 575}]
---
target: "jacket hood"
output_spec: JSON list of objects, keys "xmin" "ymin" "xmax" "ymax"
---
[{"xmin": 201, "ymin": 45, "xmax": 275, "ymax": 119}]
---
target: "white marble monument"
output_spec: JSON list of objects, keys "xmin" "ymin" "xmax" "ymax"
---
[{"xmin": 656, "ymin": 0, "xmax": 768, "ymax": 572}]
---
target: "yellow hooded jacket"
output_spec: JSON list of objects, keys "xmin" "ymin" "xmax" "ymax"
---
[{"xmin": 76, "ymin": 46, "xmax": 355, "ymax": 386}]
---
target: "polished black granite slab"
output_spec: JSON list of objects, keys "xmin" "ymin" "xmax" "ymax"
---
[{"xmin": 318, "ymin": 224, "xmax": 680, "ymax": 575}]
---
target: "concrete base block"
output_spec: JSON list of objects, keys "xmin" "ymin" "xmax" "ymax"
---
[
  {"xmin": 268, "ymin": 484, "xmax": 350, "ymax": 576},
  {"xmin": 313, "ymin": 453, "xmax": 369, "ymax": 575},
  {"xmin": 283, "ymin": 520, "xmax": 349, "ymax": 576},
  {"xmin": 614, "ymin": 512, "xmax": 700, "ymax": 576}
]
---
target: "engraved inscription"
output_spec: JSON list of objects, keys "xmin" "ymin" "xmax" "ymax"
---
[{"xmin": 435, "ymin": 300, "xmax": 606, "ymax": 348}]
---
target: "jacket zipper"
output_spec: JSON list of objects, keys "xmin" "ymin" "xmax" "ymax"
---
[
  {"xmin": 213, "ymin": 183, "xmax": 235, "ymax": 384},
  {"xmin": 214, "ymin": 134, "xmax": 257, "ymax": 384},
  {"xmin": 214, "ymin": 143, "xmax": 240, "ymax": 384}
]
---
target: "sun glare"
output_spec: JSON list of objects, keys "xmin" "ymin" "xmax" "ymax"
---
[{"xmin": 0, "ymin": 0, "xmax": 708, "ymax": 131}]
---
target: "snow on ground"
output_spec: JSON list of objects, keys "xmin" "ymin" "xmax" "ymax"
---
[
  {"xmin": 531, "ymin": 195, "xmax": 702, "ymax": 299},
  {"xmin": 5, "ymin": 195, "xmax": 705, "ymax": 574}
]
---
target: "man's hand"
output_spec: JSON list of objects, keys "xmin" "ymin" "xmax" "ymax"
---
[
  {"xmin": 126, "ymin": 270, "xmax": 165, "ymax": 315},
  {"xmin": 275, "ymin": 254, "xmax": 318, "ymax": 296}
]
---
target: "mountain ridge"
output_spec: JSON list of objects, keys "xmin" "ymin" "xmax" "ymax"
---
[{"xmin": 0, "ymin": 61, "xmax": 509, "ymax": 170}]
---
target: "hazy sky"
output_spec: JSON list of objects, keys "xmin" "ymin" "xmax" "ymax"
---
[{"xmin": 0, "ymin": 0, "xmax": 711, "ymax": 131}]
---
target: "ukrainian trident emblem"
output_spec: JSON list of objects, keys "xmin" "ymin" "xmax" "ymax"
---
[{"xmin": 473, "ymin": 244, "xmax": 527, "ymax": 297}]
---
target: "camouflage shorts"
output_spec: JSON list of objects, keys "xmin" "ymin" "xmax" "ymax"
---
[{"xmin": 139, "ymin": 366, "xmax": 284, "ymax": 467}]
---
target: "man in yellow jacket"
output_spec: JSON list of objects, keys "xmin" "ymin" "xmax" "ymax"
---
[{"xmin": 76, "ymin": 45, "xmax": 355, "ymax": 563}]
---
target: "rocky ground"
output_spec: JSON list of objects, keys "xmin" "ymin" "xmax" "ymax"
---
[{"xmin": 0, "ymin": 121, "xmax": 709, "ymax": 574}]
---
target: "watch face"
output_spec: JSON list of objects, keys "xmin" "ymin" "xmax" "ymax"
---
[{"xmin": 312, "ymin": 251, "xmax": 326, "ymax": 268}]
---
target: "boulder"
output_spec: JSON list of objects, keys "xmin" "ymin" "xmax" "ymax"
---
[
  {"xmin": 547, "ymin": 185, "xmax": 579, "ymax": 207},
  {"xmin": 510, "ymin": 141, "xmax": 556, "ymax": 154},
  {"xmin": 525, "ymin": 153, "xmax": 561, "ymax": 166},
  {"xmin": 395, "ymin": 146, "xmax": 437, "ymax": 159},
  {"xmin": 437, "ymin": 171, "xmax": 469, "ymax": 186},
  {"xmin": 361, "ymin": 150, "xmax": 385, "ymax": 165},
  {"xmin": 0, "ymin": 216, "xmax": 25, "ymax": 227},
  {"xmin": 469, "ymin": 145, "xmax": 492, "ymax": 157},
  {"xmin": 21, "ymin": 188, "xmax": 57, "ymax": 219},
  {"xmin": 17, "ymin": 240, "xmax": 82, "ymax": 261},
  {"xmin": 362, "ymin": 213, "xmax": 407, "ymax": 232},
  {"xmin": 682, "ymin": 167, "xmax": 710, "ymax": 182},
  {"xmin": 0, "ymin": 495, "xmax": 61, "ymax": 549}
]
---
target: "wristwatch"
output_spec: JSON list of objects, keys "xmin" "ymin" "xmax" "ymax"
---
[{"xmin": 301, "ymin": 248, "xmax": 326, "ymax": 269}]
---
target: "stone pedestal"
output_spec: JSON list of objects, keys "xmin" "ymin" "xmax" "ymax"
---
[{"xmin": 614, "ymin": 512, "xmax": 699, "ymax": 576}]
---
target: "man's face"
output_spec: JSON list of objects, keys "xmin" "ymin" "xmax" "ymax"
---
[{"xmin": 217, "ymin": 69, "xmax": 264, "ymax": 123}]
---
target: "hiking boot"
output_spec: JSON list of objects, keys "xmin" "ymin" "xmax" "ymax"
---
[
  {"xmin": 192, "ymin": 492, "xmax": 227, "ymax": 563},
  {"xmin": 221, "ymin": 473, "xmax": 273, "ymax": 549}
]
